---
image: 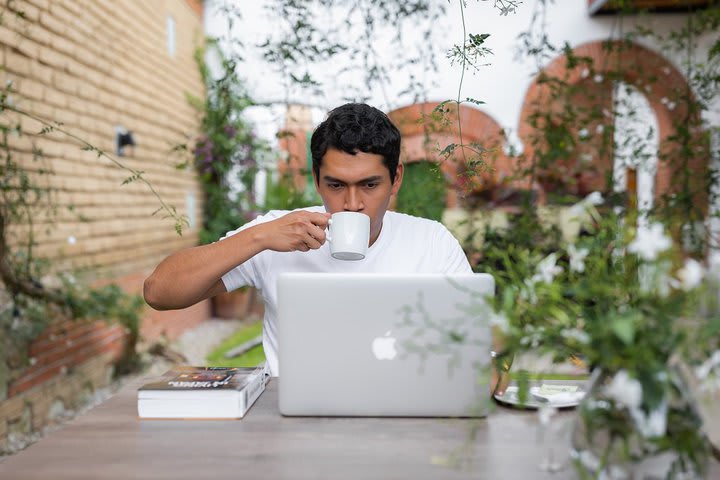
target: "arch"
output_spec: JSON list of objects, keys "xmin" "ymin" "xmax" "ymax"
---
[
  {"xmin": 388, "ymin": 101, "xmax": 511, "ymax": 208},
  {"xmin": 518, "ymin": 40, "xmax": 709, "ymax": 210}
]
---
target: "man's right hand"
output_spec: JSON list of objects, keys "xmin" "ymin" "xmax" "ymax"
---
[{"xmin": 254, "ymin": 211, "xmax": 331, "ymax": 253}]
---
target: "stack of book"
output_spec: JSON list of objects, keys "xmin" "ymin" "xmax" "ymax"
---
[{"xmin": 137, "ymin": 363, "xmax": 270, "ymax": 419}]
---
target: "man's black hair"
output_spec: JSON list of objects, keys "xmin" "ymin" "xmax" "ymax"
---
[{"xmin": 310, "ymin": 103, "xmax": 401, "ymax": 184}]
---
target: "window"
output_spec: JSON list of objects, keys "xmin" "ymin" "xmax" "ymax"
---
[{"xmin": 166, "ymin": 15, "xmax": 176, "ymax": 57}]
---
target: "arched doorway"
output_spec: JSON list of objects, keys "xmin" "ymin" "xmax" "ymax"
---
[
  {"xmin": 388, "ymin": 101, "xmax": 510, "ymax": 210},
  {"xmin": 518, "ymin": 40, "xmax": 709, "ymax": 213}
]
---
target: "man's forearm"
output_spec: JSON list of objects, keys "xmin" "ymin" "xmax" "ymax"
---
[{"xmin": 143, "ymin": 228, "xmax": 264, "ymax": 310}]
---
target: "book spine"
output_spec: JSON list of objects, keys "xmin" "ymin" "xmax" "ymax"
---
[{"xmin": 240, "ymin": 372, "xmax": 266, "ymax": 417}]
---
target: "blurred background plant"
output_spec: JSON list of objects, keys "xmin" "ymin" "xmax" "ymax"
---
[
  {"xmin": 394, "ymin": 161, "xmax": 448, "ymax": 222},
  {"xmin": 184, "ymin": 42, "xmax": 271, "ymax": 245},
  {"xmin": 262, "ymin": 171, "xmax": 320, "ymax": 212}
]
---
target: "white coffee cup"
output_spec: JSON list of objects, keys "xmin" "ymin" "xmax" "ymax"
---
[{"xmin": 326, "ymin": 212, "xmax": 370, "ymax": 261}]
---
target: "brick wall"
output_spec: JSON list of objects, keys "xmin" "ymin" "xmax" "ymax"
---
[
  {"xmin": 1, "ymin": 0, "xmax": 212, "ymax": 451},
  {"xmin": 518, "ymin": 40, "xmax": 708, "ymax": 208}
]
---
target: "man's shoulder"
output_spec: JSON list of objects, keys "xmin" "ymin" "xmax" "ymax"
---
[
  {"xmin": 255, "ymin": 205, "xmax": 325, "ymax": 222},
  {"xmin": 387, "ymin": 210, "xmax": 447, "ymax": 232}
]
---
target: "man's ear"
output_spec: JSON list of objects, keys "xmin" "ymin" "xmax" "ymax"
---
[{"xmin": 391, "ymin": 163, "xmax": 404, "ymax": 196}]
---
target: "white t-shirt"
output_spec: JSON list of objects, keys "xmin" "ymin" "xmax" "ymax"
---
[{"xmin": 220, "ymin": 206, "xmax": 472, "ymax": 375}]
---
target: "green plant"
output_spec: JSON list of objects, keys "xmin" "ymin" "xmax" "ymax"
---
[
  {"xmin": 186, "ymin": 42, "xmax": 270, "ymax": 244},
  {"xmin": 262, "ymin": 171, "xmax": 321, "ymax": 211},
  {"xmin": 394, "ymin": 161, "xmax": 447, "ymax": 221},
  {"xmin": 486, "ymin": 195, "xmax": 719, "ymax": 476}
]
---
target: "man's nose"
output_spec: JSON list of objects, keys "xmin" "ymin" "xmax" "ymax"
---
[{"xmin": 344, "ymin": 187, "xmax": 364, "ymax": 212}]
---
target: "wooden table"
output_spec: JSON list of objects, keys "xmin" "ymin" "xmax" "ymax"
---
[{"xmin": 1, "ymin": 379, "xmax": 717, "ymax": 479}]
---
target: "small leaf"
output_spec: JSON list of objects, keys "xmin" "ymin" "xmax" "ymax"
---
[
  {"xmin": 709, "ymin": 39, "xmax": 720, "ymax": 60},
  {"xmin": 464, "ymin": 97, "xmax": 486, "ymax": 105},
  {"xmin": 447, "ymin": 331, "xmax": 465, "ymax": 343},
  {"xmin": 439, "ymin": 143, "xmax": 458, "ymax": 158},
  {"xmin": 468, "ymin": 33, "xmax": 490, "ymax": 46},
  {"xmin": 611, "ymin": 315, "xmax": 636, "ymax": 345}
]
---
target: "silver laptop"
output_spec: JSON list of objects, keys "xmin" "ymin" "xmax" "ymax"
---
[{"xmin": 277, "ymin": 273, "xmax": 495, "ymax": 417}]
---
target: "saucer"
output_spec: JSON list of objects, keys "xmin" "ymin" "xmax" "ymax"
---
[{"xmin": 494, "ymin": 385, "xmax": 585, "ymax": 410}]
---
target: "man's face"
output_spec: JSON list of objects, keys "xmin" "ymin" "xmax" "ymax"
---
[{"xmin": 314, "ymin": 148, "xmax": 403, "ymax": 245}]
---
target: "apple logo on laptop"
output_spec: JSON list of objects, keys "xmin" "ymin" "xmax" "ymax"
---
[{"xmin": 371, "ymin": 331, "xmax": 397, "ymax": 360}]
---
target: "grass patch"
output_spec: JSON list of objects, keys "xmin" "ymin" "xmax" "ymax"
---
[{"xmin": 206, "ymin": 321, "xmax": 266, "ymax": 368}]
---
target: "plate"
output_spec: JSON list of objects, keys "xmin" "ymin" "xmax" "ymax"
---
[{"xmin": 493, "ymin": 385, "xmax": 585, "ymax": 410}]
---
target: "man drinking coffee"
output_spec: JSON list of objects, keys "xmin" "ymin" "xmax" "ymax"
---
[{"xmin": 144, "ymin": 103, "xmax": 472, "ymax": 376}]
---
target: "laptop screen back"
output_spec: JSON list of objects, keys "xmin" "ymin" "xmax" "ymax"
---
[{"xmin": 277, "ymin": 273, "xmax": 494, "ymax": 417}]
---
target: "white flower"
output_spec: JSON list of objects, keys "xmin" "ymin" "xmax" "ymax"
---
[
  {"xmin": 595, "ymin": 124, "xmax": 605, "ymax": 135},
  {"xmin": 593, "ymin": 74, "xmax": 604, "ymax": 83},
  {"xmin": 569, "ymin": 191, "xmax": 604, "ymax": 216},
  {"xmin": 584, "ymin": 191, "xmax": 604, "ymax": 206},
  {"xmin": 578, "ymin": 127, "xmax": 590, "ymax": 139},
  {"xmin": 561, "ymin": 328, "xmax": 590, "ymax": 344},
  {"xmin": 577, "ymin": 450, "xmax": 602, "ymax": 472},
  {"xmin": 677, "ymin": 258, "xmax": 704, "ymax": 291},
  {"xmin": 604, "ymin": 369, "xmax": 643, "ymax": 409},
  {"xmin": 538, "ymin": 404, "xmax": 557, "ymax": 425},
  {"xmin": 67, "ymin": 236, "xmax": 77, "ymax": 245},
  {"xmin": 660, "ymin": 97, "xmax": 669, "ymax": 105},
  {"xmin": 568, "ymin": 245, "xmax": 590, "ymax": 273},
  {"xmin": 667, "ymin": 101, "xmax": 676, "ymax": 111},
  {"xmin": 521, "ymin": 279, "xmax": 539, "ymax": 305},
  {"xmin": 630, "ymin": 401, "xmax": 668, "ymax": 438},
  {"xmin": 489, "ymin": 311, "xmax": 510, "ymax": 333},
  {"xmin": 627, "ymin": 223, "xmax": 672, "ymax": 261},
  {"xmin": 696, "ymin": 350, "xmax": 720, "ymax": 380},
  {"xmin": 606, "ymin": 465, "xmax": 630, "ymax": 480},
  {"xmin": 640, "ymin": 262, "xmax": 675, "ymax": 298},
  {"xmin": 532, "ymin": 253, "xmax": 563, "ymax": 284},
  {"xmin": 520, "ymin": 325, "xmax": 544, "ymax": 348},
  {"xmin": 581, "ymin": 68, "xmax": 590, "ymax": 79}
]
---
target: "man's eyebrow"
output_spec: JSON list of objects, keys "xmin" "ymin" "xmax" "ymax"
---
[{"xmin": 322, "ymin": 175, "xmax": 384, "ymax": 184}]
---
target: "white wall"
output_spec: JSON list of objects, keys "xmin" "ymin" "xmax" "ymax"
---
[
  {"xmin": 203, "ymin": 0, "xmax": 718, "ymax": 247},
  {"xmin": 204, "ymin": 1, "xmax": 713, "ymax": 147}
]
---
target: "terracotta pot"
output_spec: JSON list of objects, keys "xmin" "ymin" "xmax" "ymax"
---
[{"xmin": 212, "ymin": 288, "xmax": 260, "ymax": 320}]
